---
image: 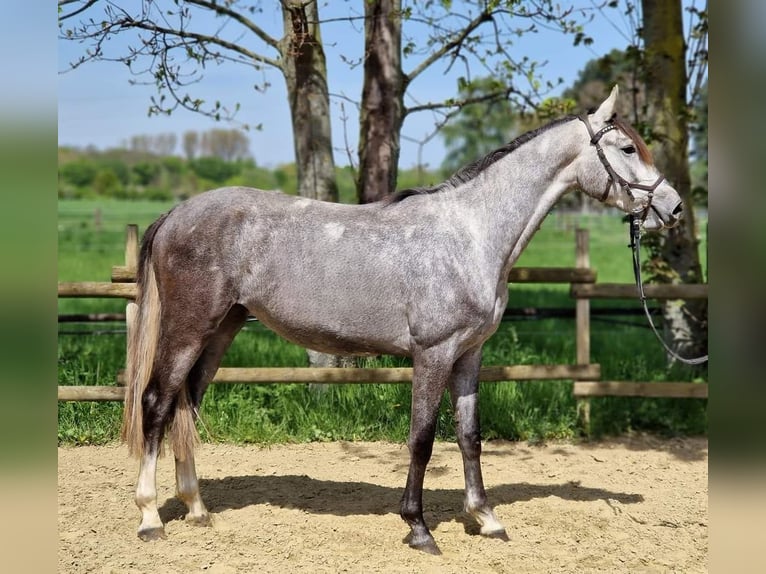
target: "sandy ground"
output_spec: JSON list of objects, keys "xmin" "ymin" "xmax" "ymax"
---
[{"xmin": 58, "ymin": 436, "xmax": 707, "ymax": 573}]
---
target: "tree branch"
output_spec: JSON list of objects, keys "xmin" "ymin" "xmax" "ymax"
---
[
  {"xmin": 186, "ymin": 0, "xmax": 281, "ymax": 52},
  {"xmin": 125, "ymin": 18, "xmax": 280, "ymax": 70},
  {"xmin": 58, "ymin": 0, "xmax": 99, "ymax": 22},
  {"xmin": 405, "ymin": 9, "xmax": 493, "ymax": 84},
  {"xmin": 404, "ymin": 86, "xmax": 536, "ymax": 117},
  {"xmin": 60, "ymin": 2, "xmax": 282, "ymax": 70}
]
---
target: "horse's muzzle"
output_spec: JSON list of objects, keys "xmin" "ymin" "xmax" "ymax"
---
[{"xmin": 668, "ymin": 201, "xmax": 684, "ymax": 226}]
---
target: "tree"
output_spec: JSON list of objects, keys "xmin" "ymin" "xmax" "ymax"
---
[
  {"xmin": 189, "ymin": 157, "xmax": 241, "ymax": 185},
  {"xmin": 639, "ymin": 0, "xmax": 708, "ymax": 362},
  {"xmin": 59, "ymin": 158, "xmax": 97, "ymax": 188},
  {"xmin": 182, "ymin": 131, "xmax": 199, "ymax": 161},
  {"xmin": 356, "ymin": 0, "xmax": 404, "ymax": 203},
  {"xmin": 689, "ymin": 80, "xmax": 707, "ymax": 207},
  {"xmin": 151, "ymin": 132, "xmax": 178, "ymax": 156},
  {"xmin": 200, "ymin": 129, "xmax": 251, "ymax": 161},
  {"xmin": 132, "ymin": 161, "xmax": 161, "ymax": 187},
  {"xmin": 280, "ymin": 0, "xmax": 338, "ymax": 202}
]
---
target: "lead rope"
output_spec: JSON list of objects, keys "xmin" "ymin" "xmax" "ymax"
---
[{"xmin": 629, "ymin": 215, "xmax": 708, "ymax": 365}]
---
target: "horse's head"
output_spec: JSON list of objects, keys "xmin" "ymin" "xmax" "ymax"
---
[{"xmin": 575, "ymin": 85, "xmax": 683, "ymax": 231}]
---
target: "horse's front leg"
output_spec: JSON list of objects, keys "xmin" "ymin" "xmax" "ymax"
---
[
  {"xmin": 400, "ymin": 351, "xmax": 452, "ymax": 555},
  {"xmin": 448, "ymin": 347, "xmax": 508, "ymax": 540}
]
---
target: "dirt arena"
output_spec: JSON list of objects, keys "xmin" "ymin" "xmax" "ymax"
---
[{"xmin": 58, "ymin": 436, "xmax": 707, "ymax": 573}]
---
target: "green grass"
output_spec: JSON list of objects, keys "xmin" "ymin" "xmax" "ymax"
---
[{"xmin": 58, "ymin": 199, "xmax": 708, "ymax": 446}]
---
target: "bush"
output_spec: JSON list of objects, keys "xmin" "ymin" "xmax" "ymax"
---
[
  {"xmin": 60, "ymin": 159, "xmax": 98, "ymax": 187},
  {"xmin": 132, "ymin": 161, "xmax": 161, "ymax": 186},
  {"xmin": 92, "ymin": 169, "xmax": 121, "ymax": 196},
  {"xmin": 190, "ymin": 156, "xmax": 241, "ymax": 184},
  {"xmin": 144, "ymin": 187, "xmax": 174, "ymax": 201}
]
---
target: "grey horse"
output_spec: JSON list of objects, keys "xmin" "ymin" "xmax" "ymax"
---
[{"xmin": 122, "ymin": 86, "xmax": 682, "ymax": 554}]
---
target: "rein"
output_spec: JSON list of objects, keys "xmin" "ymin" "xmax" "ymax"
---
[
  {"xmin": 628, "ymin": 216, "xmax": 708, "ymax": 365},
  {"xmin": 579, "ymin": 113, "xmax": 708, "ymax": 365}
]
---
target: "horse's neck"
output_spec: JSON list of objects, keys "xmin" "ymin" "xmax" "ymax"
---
[{"xmin": 454, "ymin": 121, "xmax": 582, "ymax": 279}]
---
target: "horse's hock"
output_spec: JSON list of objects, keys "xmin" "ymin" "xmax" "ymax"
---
[{"xmin": 58, "ymin": 223, "xmax": 708, "ymax": 431}]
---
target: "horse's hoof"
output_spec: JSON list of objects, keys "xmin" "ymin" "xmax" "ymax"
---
[
  {"xmin": 482, "ymin": 528, "xmax": 509, "ymax": 542},
  {"xmin": 404, "ymin": 532, "xmax": 442, "ymax": 555},
  {"xmin": 186, "ymin": 514, "xmax": 212, "ymax": 527},
  {"xmin": 411, "ymin": 539, "xmax": 442, "ymax": 555},
  {"xmin": 138, "ymin": 527, "xmax": 167, "ymax": 542}
]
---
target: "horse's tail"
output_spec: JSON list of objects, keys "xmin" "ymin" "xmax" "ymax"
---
[
  {"xmin": 168, "ymin": 365, "xmax": 200, "ymax": 463},
  {"xmin": 121, "ymin": 213, "xmax": 169, "ymax": 459}
]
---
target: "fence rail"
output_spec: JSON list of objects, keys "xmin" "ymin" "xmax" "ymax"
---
[
  {"xmin": 573, "ymin": 381, "xmax": 708, "ymax": 399},
  {"xmin": 60, "ymin": 365, "xmax": 602, "ymax": 402},
  {"xmin": 58, "ymin": 282, "xmax": 138, "ymax": 299},
  {"xmin": 571, "ymin": 283, "xmax": 708, "ymax": 300}
]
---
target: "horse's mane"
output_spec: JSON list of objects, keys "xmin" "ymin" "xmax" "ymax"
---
[
  {"xmin": 385, "ymin": 112, "xmax": 654, "ymax": 205},
  {"xmin": 385, "ymin": 115, "xmax": 577, "ymax": 205}
]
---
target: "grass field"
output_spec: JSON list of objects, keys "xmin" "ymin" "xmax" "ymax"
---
[{"xmin": 58, "ymin": 198, "xmax": 707, "ymax": 446}]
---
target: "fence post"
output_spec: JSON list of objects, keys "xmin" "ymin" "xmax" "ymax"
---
[
  {"xmin": 124, "ymin": 302, "xmax": 138, "ymax": 386},
  {"xmin": 123, "ymin": 224, "xmax": 139, "ymax": 387},
  {"xmin": 125, "ymin": 224, "xmax": 139, "ymax": 274},
  {"xmin": 575, "ymin": 228, "xmax": 592, "ymax": 434}
]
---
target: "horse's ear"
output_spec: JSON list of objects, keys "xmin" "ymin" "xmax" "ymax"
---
[{"xmin": 591, "ymin": 85, "xmax": 619, "ymax": 125}]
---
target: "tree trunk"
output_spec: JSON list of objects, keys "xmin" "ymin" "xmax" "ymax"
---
[
  {"xmin": 357, "ymin": 0, "xmax": 405, "ymax": 202},
  {"xmin": 280, "ymin": 0, "xmax": 338, "ymax": 202},
  {"xmin": 641, "ymin": 0, "xmax": 708, "ymax": 363}
]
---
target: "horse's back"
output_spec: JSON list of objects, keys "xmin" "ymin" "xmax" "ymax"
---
[{"xmin": 148, "ymin": 187, "xmax": 415, "ymax": 354}]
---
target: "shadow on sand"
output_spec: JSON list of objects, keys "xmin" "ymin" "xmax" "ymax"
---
[{"xmin": 158, "ymin": 472, "xmax": 644, "ymax": 532}]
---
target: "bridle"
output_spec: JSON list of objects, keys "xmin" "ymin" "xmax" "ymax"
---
[
  {"xmin": 579, "ymin": 114, "xmax": 709, "ymax": 366},
  {"xmin": 577, "ymin": 114, "xmax": 665, "ymax": 223}
]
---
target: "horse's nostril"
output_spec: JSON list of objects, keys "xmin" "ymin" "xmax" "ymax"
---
[{"xmin": 672, "ymin": 202, "xmax": 683, "ymax": 217}]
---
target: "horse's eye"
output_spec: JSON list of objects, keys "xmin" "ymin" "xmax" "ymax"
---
[{"xmin": 621, "ymin": 145, "xmax": 637, "ymax": 155}]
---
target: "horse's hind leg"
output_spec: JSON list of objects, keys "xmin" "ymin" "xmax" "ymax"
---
[
  {"xmin": 174, "ymin": 304, "xmax": 248, "ymax": 527},
  {"xmin": 136, "ymin": 344, "xmax": 205, "ymax": 540},
  {"xmin": 135, "ymin": 448, "xmax": 165, "ymax": 540},
  {"xmin": 135, "ymin": 299, "xmax": 235, "ymax": 540},
  {"xmin": 448, "ymin": 347, "xmax": 507, "ymax": 540}
]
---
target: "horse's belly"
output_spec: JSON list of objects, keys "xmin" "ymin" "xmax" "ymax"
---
[{"xmin": 246, "ymin": 301, "xmax": 412, "ymax": 357}]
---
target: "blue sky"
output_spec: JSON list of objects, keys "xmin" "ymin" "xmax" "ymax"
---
[{"xmin": 56, "ymin": 1, "xmax": 685, "ymax": 169}]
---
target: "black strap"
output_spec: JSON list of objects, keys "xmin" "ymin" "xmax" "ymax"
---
[{"xmin": 629, "ymin": 216, "xmax": 708, "ymax": 365}]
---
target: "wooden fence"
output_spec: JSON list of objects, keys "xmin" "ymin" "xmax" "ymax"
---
[{"xmin": 58, "ymin": 224, "xmax": 707, "ymax": 430}]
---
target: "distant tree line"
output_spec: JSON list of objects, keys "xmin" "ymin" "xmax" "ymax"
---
[
  {"xmin": 60, "ymin": 127, "xmax": 277, "ymax": 201},
  {"xmin": 57, "ymin": 130, "xmax": 439, "ymax": 204},
  {"xmin": 123, "ymin": 128, "xmax": 251, "ymax": 162}
]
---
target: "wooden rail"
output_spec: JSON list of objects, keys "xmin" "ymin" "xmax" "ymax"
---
[
  {"xmin": 113, "ymin": 364, "xmax": 600, "ymax": 386},
  {"xmin": 61, "ymin": 364, "xmax": 602, "ymax": 401},
  {"xmin": 573, "ymin": 381, "xmax": 708, "ymax": 399},
  {"xmin": 58, "ymin": 282, "xmax": 138, "ymax": 299},
  {"xmin": 571, "ymin": 283, "xmax": 708, "ymax": 300},
  {"xmin": 58, "ymin": 385, "xmax": 126, "ymax": 402}
]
